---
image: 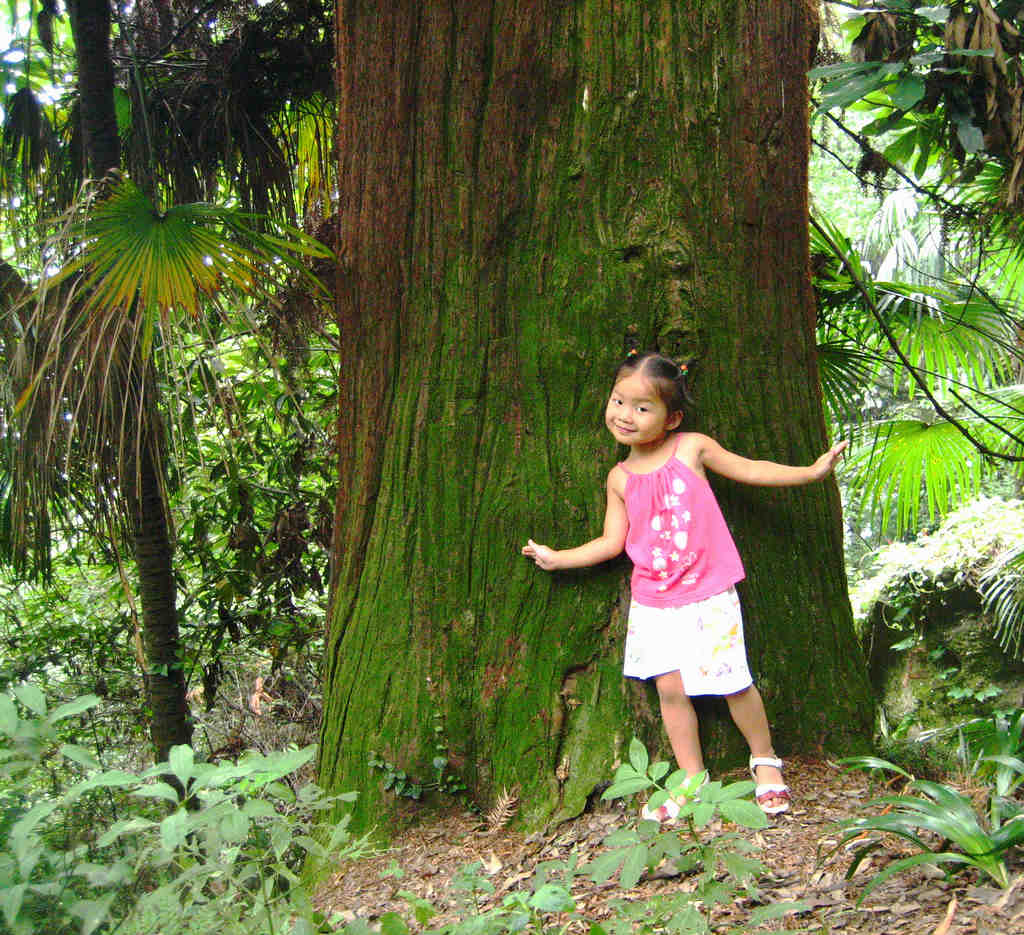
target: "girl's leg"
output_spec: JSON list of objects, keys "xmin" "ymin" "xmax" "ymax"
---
[
  {"xmin": 723, "ymin": 684, "xmax": 787, "ymax": 809},
  {"xmin": 654, "ymin": 670, "xmax": 703, "ymax": 777}
]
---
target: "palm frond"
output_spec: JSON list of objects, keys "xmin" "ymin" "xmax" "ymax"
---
[
  {"xmin": 817, "ymin": 338, "xmax": 877, "ymax": 428},
  {"xmin": 844, "ymin": 418, "xmax": 987, "ymax": 536},
  {"xmin": 39, "ymin": 176, "xmax": 331, "ymax": 339},
  {"xmin": 4, "ymin": 174, "xmax": 335, "ymax": 579},
  {"xmin": 980, "ymin": 547, "xmax": 1024, "ymax": 659},
  {"xmin": 874, "ymin": 284, "xmax": 1019, "ymax": 397}
]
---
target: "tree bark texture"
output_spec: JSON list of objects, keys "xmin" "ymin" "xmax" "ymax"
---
[
  {"xmin": 322, "ymin": 0, "xmax": 871, "ymax": 827},
  {"xmin": 66, "ymin": 0, "xmax": 121, "ymax": 177}
]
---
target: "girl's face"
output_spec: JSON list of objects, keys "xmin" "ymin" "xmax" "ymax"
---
[{"xmin": 605, "ymin": 370, "xmax": 681, "ymax": 447}]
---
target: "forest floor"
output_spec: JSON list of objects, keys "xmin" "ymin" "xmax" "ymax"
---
[{"xmin": 316, "ymin": 757, "xmax": 1024, "ymax": 934}]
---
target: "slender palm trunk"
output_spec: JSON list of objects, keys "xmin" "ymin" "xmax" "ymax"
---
[
  {"xmin": 66, "ymin": 0, "xmax": 120, "ymax": 178},
  {"xmin": 125, "ymin": 428, "xmax": 191, "ymax": 761},
  {"xmin": 67, "ymin": 0, "xmax": 191, "ymax": 761}
]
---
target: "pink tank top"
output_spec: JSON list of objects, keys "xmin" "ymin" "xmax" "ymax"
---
[{"xmin": 621, "ymin": 450, "xmax": 745, "ymax": 607}]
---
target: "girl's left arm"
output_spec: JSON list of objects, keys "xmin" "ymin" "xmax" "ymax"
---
[{"xmin": 699, "ymin": 435, "xmax": 848, "ymax": 487}]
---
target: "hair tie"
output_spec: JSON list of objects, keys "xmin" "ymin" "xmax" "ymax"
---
[
  {"xmin": 678, "ymin": 362, "xmax": 688, "ymax": 375},
  {"xmin": 626, "ymin": 347, "xmax": 639, "ymax": 359}
]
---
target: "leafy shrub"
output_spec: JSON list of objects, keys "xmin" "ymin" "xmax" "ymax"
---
[{"xmin": 0, "ymin": 684, "xmax": 364, "ymax": 935}]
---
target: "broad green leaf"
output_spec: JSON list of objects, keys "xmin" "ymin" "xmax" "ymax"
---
[
  {"xmin": 167, "ymin": 744, "xmax": 194, "ymax": 782},
  {"xmin": 397, "ymin": 891, "xmax": 437, "ymax": 925},
  {"xmin": 12, "ymin": 683, "xmax": 45, "ymax": 716},
  {"xmin": 69, "ymin": 770, "xmax": 138, "ymax": 795},
  {"xmin": 586, "ymin": 850, "xmax": 627, "ymax": 885},
  {"xmin": 528, "ymin": 883, "xmax": 574, "ymax": 912},
  {"xmin": 648, "ymin": 759, "xmax": 670, "ymax": 782},
  {"xmin": 379, "ymin": 912, "xmax": 410, "ymax": 935},
  {"xmin": 714, "ymin": 779, "xmax": 754, "ymax": 801},
  {"xmin": 719, "ymin": 798, "xmax": 769, "ymax": 829},
  {"xmin": 601, "ymin": 776, "xmax": 652, "ymax": 799},
  {"xmin": 49, "ymin": 695, "xmax": 101, "ymax": 723},
  {"xmin": 955, "ymin": 116, "xmax": 985, "ymax": 154},
  {"xmin": 242, "ymin": 799, "xmax": 278, "ymax": 818},
  {"xmin": 722, "ymin": 850, "xmax": 765, "ymax": 881},
  {"xmin": 816, "ymin": 66, "xmax": 893, "ymax": 113},
  {"xmin": 747, "ymin": 900, "xmax": 812, "ymax": 924},
  {"xmin": 809, "ymin": 61, "xmax": 879, "ymax": 81},
  {"xmin": 69, "ymin": 894, "xmax": 116, "ymax": 935},
  {"xmin": 619, "ymin": 844, "xmax": 648, "ymax": 889},
  {"xmin": 159, "ymin": 809, "xmax": 189, "ymax": 851},
  {"xmin": 11, "ymin": 800, "xmax": 58, "ymax": 843},
  {"xmin": 690, "ymin": 800, "xmax": 715, "ymax": 828},
  {"xmin": 97, "ymin": 817, "xmax": 158, "ymax": 847},
  {"xmin": 132, "ymin": 781, "xmax": 182, "ymax": 803},
  {"xmin": 890, "ymin": 75, "xmax": 925, "ymax": 112},
  {"xmin": 646, "ymin": 789, "xmax": 669, "ymax": 810},
  {"xmin": 602, "ymin": 827, "xmax": 642, "ymax": 847},
  {"xmin": 59, "ymin": 744, "xmax": 100, "ymax": 770},
  {"xmin": 628, "ymin": 737, "xmax": 649, "ymax": 774},
  {"xmin": 884, "ymin": 128, "xmax": 920, "ymax": 165},
  {"xmin": 0, "ymin": 696, "xmax": 18, "ymax": 736},
  {"xmin": 0, "ymin": 883, "xmax": 26, "ymax": 928},
  {"xmin": 220, "ymin": 809, "xmax": 250, "ymax": 843}
]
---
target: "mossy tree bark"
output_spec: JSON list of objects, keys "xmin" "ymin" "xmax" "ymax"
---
[{"xmin": 321, "ymin": 0, "xmax": 872, "ymax": 828}]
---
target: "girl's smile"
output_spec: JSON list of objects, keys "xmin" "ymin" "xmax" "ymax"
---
[{"xmin": 605, "ymin": 372, "xmax": 681, "ymax": 448}]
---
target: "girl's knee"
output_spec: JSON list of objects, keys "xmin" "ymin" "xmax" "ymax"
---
[
  {"xmin": 657, "ymin": 683, "xmax": 689, "ymax": 709},
  {"xmin": 654, "ymin": 671, "xmax": 688, "ymax": 707}
]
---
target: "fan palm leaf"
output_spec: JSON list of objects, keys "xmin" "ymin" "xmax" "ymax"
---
[
  {"xmin": 845, "ymin": 418, "xmax": 984, "ymax": 535},
  {"xmin": 843, "ymin": 383, "xmax": 1024, "ymax": 536},
  {"xmin": 4, "ymin": 174, "xmax": 334, "ymax": 577},
  {"xmin": 40, "ymin": 176, "xmax": 331, "ymax": 323},
  {"xmin": 869, "ymin": 284, "xmax": 1018, "ymax": 395}
]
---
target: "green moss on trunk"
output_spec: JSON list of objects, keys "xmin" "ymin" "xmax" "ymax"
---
[{"xmin": 321, "ymin": 0, "xmax": 871, "ymax": 831}]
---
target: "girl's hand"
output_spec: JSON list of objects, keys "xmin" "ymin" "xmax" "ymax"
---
[
  {"xmin": 522, "ymin": 539, "xmax": 560, "ymax": 571},
  {"xmin": 810, "ymin": 440, "xmax": 848, "ymax": 480}
]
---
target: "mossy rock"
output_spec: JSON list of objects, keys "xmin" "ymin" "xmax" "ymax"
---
[{"xmin": 868, "ymin": 603, "xmax": 1024, "ymax": 734}]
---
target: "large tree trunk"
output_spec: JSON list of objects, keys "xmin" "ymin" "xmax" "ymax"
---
[
  {"xmin": 321, "ymin": 0, "xmax": 872, "ymax": 827},
  {"xmin": 67, "ymin": 0, "xmax": 191, "ymax": 762}
]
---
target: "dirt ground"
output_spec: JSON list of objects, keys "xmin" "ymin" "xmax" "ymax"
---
[{"xmin": 316, "ymin": 757, "xmax": 1024, "ymax": 934}]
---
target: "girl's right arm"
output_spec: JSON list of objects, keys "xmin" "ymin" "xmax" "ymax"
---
[{"xmin": 522, "ymin": 469, "xmax": 628, "ymax": 571}]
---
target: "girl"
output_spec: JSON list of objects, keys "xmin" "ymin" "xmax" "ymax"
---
[{"xmin": 522, "ymin": 351, "xmax": 847, "ymax": 819}]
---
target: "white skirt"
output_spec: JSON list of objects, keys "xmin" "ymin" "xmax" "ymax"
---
[{"xmin": 622, "ymin": 586, "xmax": 753, "ymax": 695}]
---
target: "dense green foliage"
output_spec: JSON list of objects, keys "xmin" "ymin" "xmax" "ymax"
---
[{"xmin": 0, "ymin": 687, "xmax": 362, "ymax": 935}]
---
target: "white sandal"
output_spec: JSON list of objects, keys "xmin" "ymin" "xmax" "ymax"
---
[
  {"xmin": 640, "ymin": 797, "xmax": 681, "ymax": 823},
  {"xmin": 639, "ymin": 773, "xmax": 708, "ymax": 823},
  {"xmin": 749, "ymin": 756, "xmax": 791, "ymax": 816}
]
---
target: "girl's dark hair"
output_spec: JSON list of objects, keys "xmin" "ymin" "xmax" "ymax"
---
[{"xmin": 614, "ymin": 351, "xmax": 694, "ymax": 423}]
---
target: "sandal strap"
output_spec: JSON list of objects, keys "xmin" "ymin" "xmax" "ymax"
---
[
  {"xmin": 749, "ymin": 756, "xmax": 783, "ymax": 771},
  {"xmin": 755, "ymin": 784, "xmax": 790, "ymax": 800}
]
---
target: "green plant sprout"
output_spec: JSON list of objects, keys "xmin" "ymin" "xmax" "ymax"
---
[{"xmin": 367, "ymin": 711, "xmax": 467, "ymax": 802}]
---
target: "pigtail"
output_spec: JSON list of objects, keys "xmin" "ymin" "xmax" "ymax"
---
[{"xmin": 675, "ymin": 357, "xmax": 696, "ymax": 409}]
